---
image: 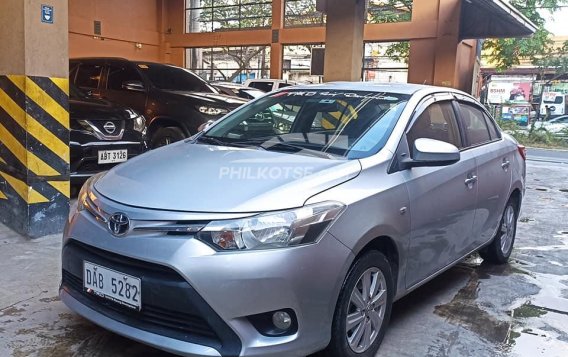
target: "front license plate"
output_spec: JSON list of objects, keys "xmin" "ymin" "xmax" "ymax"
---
[
  {"xmin": 83, "ymin": 261, "xmax": 141, "ymax": 310},
  {"xmin": 98, "ymin": 149, "xmax": 127, "ymax": 164}
]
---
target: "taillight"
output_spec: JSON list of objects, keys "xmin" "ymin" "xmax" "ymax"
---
[{"xmin": 517, "ymin": 144, "xmax": 526, "ymax": 161}]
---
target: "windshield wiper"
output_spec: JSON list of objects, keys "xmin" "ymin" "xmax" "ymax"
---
[{"xmin": 196, "ymin": 136, "xmax": 266, "ymax": 150}]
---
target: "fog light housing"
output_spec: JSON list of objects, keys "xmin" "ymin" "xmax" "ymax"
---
[
  {"xmin": 248, "ymin": 309, "xmax": 298, "ymax": 337},
  {"xmin": 272, "ymin": 311, "xmax": 292, "ymax": 330}
]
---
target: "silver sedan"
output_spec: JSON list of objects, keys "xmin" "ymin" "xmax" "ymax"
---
[{"xmin": 61, "ymin": 83, "xmax": 525, "ymax": 357}]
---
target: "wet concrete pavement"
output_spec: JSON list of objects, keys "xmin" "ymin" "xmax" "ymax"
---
[{"xmin": 1, "ymin": 160, "xmax": 567, "ymax": 357}]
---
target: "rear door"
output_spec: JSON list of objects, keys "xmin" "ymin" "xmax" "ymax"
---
[
  {"xmin": 455, "ymin": 100, "xmax": 512, "ymax": 249},
  {"xmin": 403, "ymin": 95, "xmax": 477, "ymax": 288}
]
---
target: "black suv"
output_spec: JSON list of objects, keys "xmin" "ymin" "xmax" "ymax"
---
[
  {"xmin": 70, "ymin": 84, "xmax": 147, "ymax": 184},
  {"xmin": 69, "ymin": 58, "xmax": 247, "ymax": 148}
]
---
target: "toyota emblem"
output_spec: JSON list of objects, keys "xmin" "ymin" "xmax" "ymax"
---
[
  {"xmin": 108, "ymin": 213, "xmax": 130, "ymax": 236},
  {"xmin": 103, "ymin": 121, "xmax": 117, "ymax": 134}
]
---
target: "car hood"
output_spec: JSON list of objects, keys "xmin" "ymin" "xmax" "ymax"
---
[
  {"xmin": 162, "ymin": 90, "xmax": 248, "ymax": 109},
  {"xmin": 70, "ymin": 97, "xmax": 131, "ymax": 121},
  {"xmin": 94, "ymin": 141, "xmax": 361, "ymax": 213}
]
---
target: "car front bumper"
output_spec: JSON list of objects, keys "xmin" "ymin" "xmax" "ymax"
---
[{"xmin": 60, "ymin": 198, "xmax": 354, "ymax": 357}]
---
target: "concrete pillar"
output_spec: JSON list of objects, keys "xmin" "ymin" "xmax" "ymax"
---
[
  {"xmin": 323, "ymin": 0, "xmax": 366, "ymax": 82},
  {"xmin": 0, "ymin": 0, "xmax": 69, "ymax": 238},
  {"xmin": 270, "ymin": 0, "xmax": 284, "ymax": 79},
  {"xmin": 408, "ymin": 0, "xmax": 470, "ymax": 91}
]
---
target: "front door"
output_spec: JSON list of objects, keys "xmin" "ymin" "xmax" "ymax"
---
[
  {"xmin": 403, "ymin": 99, "xmax": 477, "ymax": 288},
  {"xmin": 102, "ymin": 64, "xmax": 147, "ymax": 115}
]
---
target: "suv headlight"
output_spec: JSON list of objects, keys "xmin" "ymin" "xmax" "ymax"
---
[
  {"xmin": 196, "ymin": 202, "xmax": 344, "ymax": 250},
  {"xmin": 198, "ymin": 106, "xmax": 229, "ymax": 116},
  {"xmin": 126, "ymin": 109, "xmax": 146, "ymax": 133}
]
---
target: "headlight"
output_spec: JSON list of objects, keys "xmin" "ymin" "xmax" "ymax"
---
[
  {"xmin": 76, "ymin": 173, "xmax": 106, "ymax": 213},
  {"xmin": 126, "ymin": 109, "xmax": 146, "ymax": 133},
  {"xmin": 198, "ymin": 106, "xmax": 229, "ymax": 116},
  {"xmin": 133, "ymin": 115, "xmax": 146, "ymax": 133},
  {"xmin": 196, "ymin": 202, "xmax": 345, "ymax": 250}
]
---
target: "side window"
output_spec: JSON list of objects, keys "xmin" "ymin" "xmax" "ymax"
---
[
  {"xmin": 483, "ymin": 113, "xmax": 501, "ymax": 139},
  {"xmin": 249, "ymin": 81, "xmax": 273, "ymax": 92},
  {"xmin": 69, "ymin": 63, "xmax": 79, "ymax": 83},
  {"xmin": 75, "ymin": 64, "xmax": 103, "ymax": 90},
  {"xmin": 407, "ymin": 101, "xmax": 462, "ymax": 155},
  {"xmin": 459, "ymin": 103, "xmax": 492, "ymax": 146},
  {"xmin": 107, "ymin": 65, "xmax": 143, "ymax": 90}
]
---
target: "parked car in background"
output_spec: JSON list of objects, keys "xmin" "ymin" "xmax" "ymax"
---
[
  {"xmin": 533, "ymin": 115, "xmax": 568, "ymax": 134},
  {"xmin": 243, "ymin": 78, "xmax": 297, "ymax": 92},
  {"xmin": 540, "ymin": 92, "xmax": 567, "ymax": 118},
  {"xmin": 70, "ymin": 58, "xmax": 247, "ymax": 148},
  {"xmin": 61, "ymin": 83, "xmax": 525, "ymax": 357},
  {"xmin": 211, "ymin": 81, "xmax": 265, "ymax": 100},
  {"xmin": 69, "ymin": 84, "xmax": 147, "ymax": 184}
]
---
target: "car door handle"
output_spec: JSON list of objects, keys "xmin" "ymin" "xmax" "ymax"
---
[
  {"xmin": 501, "ymin": 160, "xmax": 511, "ymax": 169},
  {"xmin": 465, "ymin": 176, "xmax": 478, "ymax": 186}
]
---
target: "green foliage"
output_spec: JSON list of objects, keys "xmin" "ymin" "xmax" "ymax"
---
[
  {"xmin": 497, "ymin": 119, "xmax": 568, "ymax": 148},
  {"xmin": 483, "ymin": 0, "xmax": 568, "ymax": 73},
  {"xmin": 367, "ymin": 0, "xmax": 412, "ymax": 23}
]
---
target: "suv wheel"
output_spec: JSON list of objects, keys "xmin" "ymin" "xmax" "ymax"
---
[
  {"xmin": 151, "ymin": 127, "xmax": 186, "ymax": 149},
  {"xmin": 479, "ymin": 197, "xmax": 518, "ymax": 264},
  {"xmin": 323, "ymin": 251, "xmax": 394, "ymax": 357}
]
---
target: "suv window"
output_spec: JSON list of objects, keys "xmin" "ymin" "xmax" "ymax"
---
[
  {"xmin": 107, "ymin": 65, "xmax": 143, "ymax": 90},
  {"xmin": 75, "ymin": 63, "xmax": 103, "ymax": 90},
  {"xmin": 137, "ymin": 63, "xmax": 213, "ymax": 92},
  {"xmin": 249, "ymin": 81, "xmax": 273, "ymax": 92},
  {"xmin": 407, "ymin": 101, "xmax": 462, "ymax": 154},
  {"xmin": 459, "ymin": 103, "xmax": 492, "ymax": 146}
]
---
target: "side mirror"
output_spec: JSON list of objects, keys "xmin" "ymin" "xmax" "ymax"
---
[
  {"xmin": 403, "ymin": 138, "xmax": 460, "ymax": 168},
  {"xmin": 122, "ymin": 80, "xmax": 145, "ymax": 92}
]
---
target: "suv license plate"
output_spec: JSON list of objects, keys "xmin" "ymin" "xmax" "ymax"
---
[
  {"xmin": 83, "ymin": 261, "xmax": 141, "ymax": 310},
  {"xmin": 98, "ymin": 149, "xmax": 127, "ymax": 164}
]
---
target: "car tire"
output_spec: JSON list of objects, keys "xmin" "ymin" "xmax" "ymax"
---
[
  {"xmin": 150, "ymin": 127, "xmax": 186, "ymax": 149},
  {"xmin": 322, "ymin": 250, "xmax": 394, "ymax": 357},
  {"xmin": 479, "ymin": 197, "xmax": 519, "ymax": 265}
]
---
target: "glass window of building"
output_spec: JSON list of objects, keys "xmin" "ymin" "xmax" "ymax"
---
[
  {"xmin": 185, "ymin": 0, "xmax": 272, "ymax": 33},
  {"xmin": 283, "ymin": 45, "xmax": 325, "ymax": 84},
  {"xmin": 186, "ymin": 46, "xmax": 270, "ymax": 83},
  {"xmin": 363, "ymin": 42, "xmax": 409, "ymax": 83},
  {"xmin": 367, "ymin": 0, "xmax": 413, "ymax": 24},
  {"xmin": 284, "ymin": 0, "xmax": 326, "ymax": 27}
]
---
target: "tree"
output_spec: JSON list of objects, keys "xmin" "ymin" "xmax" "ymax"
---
[
  {"xmin": 483, "ymin": 0, "xmax": 568, "ymax": 71},
  {"xmin": 367, "ymin": 1, "xmax": 412, "ymax": 64}
]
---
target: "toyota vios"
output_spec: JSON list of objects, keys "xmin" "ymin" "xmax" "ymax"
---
[{"xmin": 61, "ymin": 83, "xmax": 526, "ymax": 357}]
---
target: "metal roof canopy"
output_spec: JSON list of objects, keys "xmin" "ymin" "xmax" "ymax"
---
[{"xmin": 460, "ymin": 0, "xmax": 537, "ymax": 40}]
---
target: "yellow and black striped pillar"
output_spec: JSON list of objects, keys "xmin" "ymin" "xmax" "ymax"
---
[
  {"xmin": 0, "ymin": 0, "xmax": 69, "ymax": 238},
  {"xmin": 0, "ymin": 76, "xmax": 70, "ymax": 237}
]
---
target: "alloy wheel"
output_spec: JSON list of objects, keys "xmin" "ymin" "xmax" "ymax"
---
[
  {"xmin": 346, "ymin": 267, "xmax": 388, "ymax": 353},
  {"xmin": 500, "ymin": 204, "xmax": 515, "ymax": 255}
]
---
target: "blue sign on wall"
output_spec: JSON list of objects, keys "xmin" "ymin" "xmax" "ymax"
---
[{"xmin": 41, "ymin": 4, "xmax": 54, "ymax": 24}]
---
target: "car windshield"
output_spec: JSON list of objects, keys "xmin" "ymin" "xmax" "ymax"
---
[
  {"xmin": 137, "ymin": 63, "xmax": 217, "ymax": 93},
  {"xmin": 200, "ymin": 90, "xmax": 410, "ymax": 159}
]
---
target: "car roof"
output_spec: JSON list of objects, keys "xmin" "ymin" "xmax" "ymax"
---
[
  {"xmin": 289, "ymin": 81, "xmax": 469, "ymax": 96},
  {"xmin": 246, "ymin": 79, "xmax": 296, "ymax": 84}
]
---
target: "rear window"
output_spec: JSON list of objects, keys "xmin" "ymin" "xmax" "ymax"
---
[{"xmin": 248, "ymin": 81, "xmax": 273, "ymax": 92}]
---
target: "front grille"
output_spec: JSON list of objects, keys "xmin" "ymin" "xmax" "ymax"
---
[
  {"xmin": 89, "ymin": 120, "xmax": 125, "ymax": 136},
  {"xmin": 61, "ymin": 240, "xmax": 241, "ymax": 355},
  {"xmin": 74, "ymin": 159, "xmax": 118, "ymax": 174}
]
